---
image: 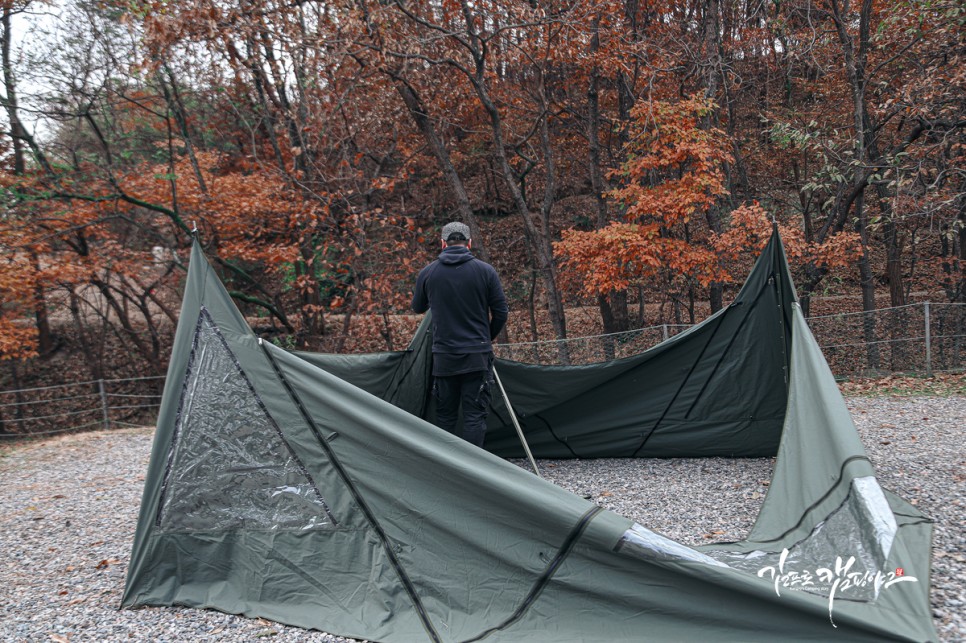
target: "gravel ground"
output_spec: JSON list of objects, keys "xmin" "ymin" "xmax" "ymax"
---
[{"xmin": 0, "ymin": 396, "xmax": 962, "ymax": 642}]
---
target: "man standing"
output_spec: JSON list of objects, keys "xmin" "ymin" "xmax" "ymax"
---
[{"xmin": 412, "ymin": 222, "xmax": 508, "ymax": 447}]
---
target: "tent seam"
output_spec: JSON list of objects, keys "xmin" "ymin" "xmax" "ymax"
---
[
  {"xmin": 746, "ymin": 455, "xmax": 872, "ymax": 545},
  {"xmin": 459, "ymin": 505, "xmax": 605, "ymax": 642},
  {"xmin": 258, "ymin": 340, "xmax": 443, "ymax": 643}
]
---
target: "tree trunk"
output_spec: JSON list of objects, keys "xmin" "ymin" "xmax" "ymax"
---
[
  {"xmin": 1, "ymin": 7, "xmax": 26, "ymax": 175},
  {"xmin": 829, "ymin": 0, "xmax": 884, "ymax": 373},
  {"xmin": 588, "ymin": 13, "xmax": 631, "ymax": 334},
  {"xmin": 4, "ymin": 10, "xmax": 53, "ymax": 356},
  {"xmin": 699, "ymin": 0, "xmax": 728, "ymax": 314},
  {"xmin": 159, "ymin": 63, "xmax": 209, "ymax": 195},
  {"xmin": 30, "ymin": 252, "xmax": 53, "ymax": 355},
  {"xmin": 70, "ymin": 288, "xmax": 105, "ymax": 382},
  {"xmin": 393, "ymin": 75, "xmax": 490, "ymax": 262},
  {"xmin": 296, "ymin": 244, "xmax": 325, "ymax": 344},
  {"xmin": 461, "ymin": 34, "xmax": 569, "ymax": 360},
  {"xmin": 855, "ymin": 193, "xmax": 881, "ymax": 372},
  {"xmin": 8, "ymin": 361, "xmax": 27, "ymax": 434}
]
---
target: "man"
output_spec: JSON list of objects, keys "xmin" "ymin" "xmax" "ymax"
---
[{"xmin": 412, "ymin": 222, "xmax": 508, "ymax": 447}]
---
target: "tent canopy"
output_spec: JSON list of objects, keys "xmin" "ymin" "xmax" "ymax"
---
[
  {"xmin": 306, "ymin": 230, "xmax": 794, "ymax": 459},
  {"xmin": 122, "ymin": 231, "xmax": 936, "ymax": 642}
]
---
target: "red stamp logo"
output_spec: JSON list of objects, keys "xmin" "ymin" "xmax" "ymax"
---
[{"xmin": 895, "ymin": 567, "xmax": 904, "ymax": 577}]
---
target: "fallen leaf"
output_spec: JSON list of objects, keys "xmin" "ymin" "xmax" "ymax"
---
[
  {"xmin": 95, "ymin": 560, "xmax": 110, "ymax": 570},
  {"xmin": 50, "ymin": 634, "xmax": 70, "ymax": 643}
]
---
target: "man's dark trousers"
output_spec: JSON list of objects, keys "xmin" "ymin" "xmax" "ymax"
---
[{"xmin": 435, "ymin": 370, "xmax": 492, "ymax": 447}]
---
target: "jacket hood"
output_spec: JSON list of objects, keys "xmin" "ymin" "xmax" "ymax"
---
[{"xmin": 438, "ymin": 246, "xmax": 475, "ymax": 266}]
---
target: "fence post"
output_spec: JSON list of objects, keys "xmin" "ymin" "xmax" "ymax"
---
[
  {"xmin": 98, "ymin": 379, "xmax": 111, "ymax": 431},
  {"xmin": 924, "ymin": 302, "xmax": 932, "ymax": 376},
  {"xmin": 662, "ymin": 324, "xmax": 669, "ymax": 342}
]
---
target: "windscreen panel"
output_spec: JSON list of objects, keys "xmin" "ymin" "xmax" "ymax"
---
[{"xmin": 156, "ymin": 309, "xmax": 338, "ymax": 532}]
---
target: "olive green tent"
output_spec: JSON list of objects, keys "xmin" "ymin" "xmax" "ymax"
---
[{"xmin": 122, "ymin": 231, "xmax": 936, "ymax": 641}]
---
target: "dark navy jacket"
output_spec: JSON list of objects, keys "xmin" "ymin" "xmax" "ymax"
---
[{"xmin": 412, "ymin": 246, "xmax": 508, "ymax": 354}]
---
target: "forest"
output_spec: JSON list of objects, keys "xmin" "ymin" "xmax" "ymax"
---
[{"xmin": 0, "ymin": 0, "xmax": 963, "ymax": 392}]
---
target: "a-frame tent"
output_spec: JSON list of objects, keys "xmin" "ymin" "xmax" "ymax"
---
[{"xmin": 122, "ymin": 231, "xmax": 936, "ymax": 641}]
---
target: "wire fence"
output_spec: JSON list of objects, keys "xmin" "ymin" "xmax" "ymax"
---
[
  {"xmin": 496, "ymin": 323, "xmax": 695, "ymax": 364},
  {"xmin": 0, "ymin": 376, "xmax": 165, "ymax": 440},
  {"xmin": 494, "ymin": 302, "xmax": 966, "ymax": 374},
  {"xmin": 0, "ymin": 302, "xmax": 962, "ymax": 440},
  {"xmin": 808, "ymin": 302, "xmax": 965, "ymax": 376}
]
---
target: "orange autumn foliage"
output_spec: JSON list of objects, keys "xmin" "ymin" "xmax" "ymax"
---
[
  {"xmin": 714, "ymin": 203, "xmax": 863, "ymax": 280},
  {"xmin": 555, "ymin": 96, "xmax": 731, "ymax": 298},
  {"xmin": 555, "ymin": 97, "xmax": 862, "ymax": 300},
  {"xmin": 0, "ymin": 253, "xmax": 39, "ymax": 360}
]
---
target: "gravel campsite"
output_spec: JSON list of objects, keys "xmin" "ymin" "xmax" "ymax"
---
[{"xmin": 1, "ymin": 395, "xmax": 963, "ymax": 642}]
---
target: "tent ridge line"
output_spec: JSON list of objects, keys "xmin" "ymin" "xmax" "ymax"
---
[
  {"xmin": 257, "ymin": 340, "xmax": 443, "ymax": 643},
  {"xmin": 772, "ymin": 237, "xmax": 793, "ymax": 393},
  {"xmin": 460, "ymin": 505, "xmax": 605, "ymax": 643}
]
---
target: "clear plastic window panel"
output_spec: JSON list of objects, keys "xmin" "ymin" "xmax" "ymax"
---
[
  {"xmin": 157, "ymin": 310, "xmax": 337, "ymax": 532},
  {"xmin": 703, "ymin": 477, "xmax": 898, "ymax": 602},
  {"xmin": 616, "ymin": 478, "xmax": 900, "ymax": 604},
  {"xmin": 616, "ymin": 476, "xmax": 900, "ymax": 606}
]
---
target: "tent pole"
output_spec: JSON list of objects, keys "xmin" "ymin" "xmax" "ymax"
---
[{"xmin": 492, "ymin": 365, "xmax": 541, "ymax": 478}]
